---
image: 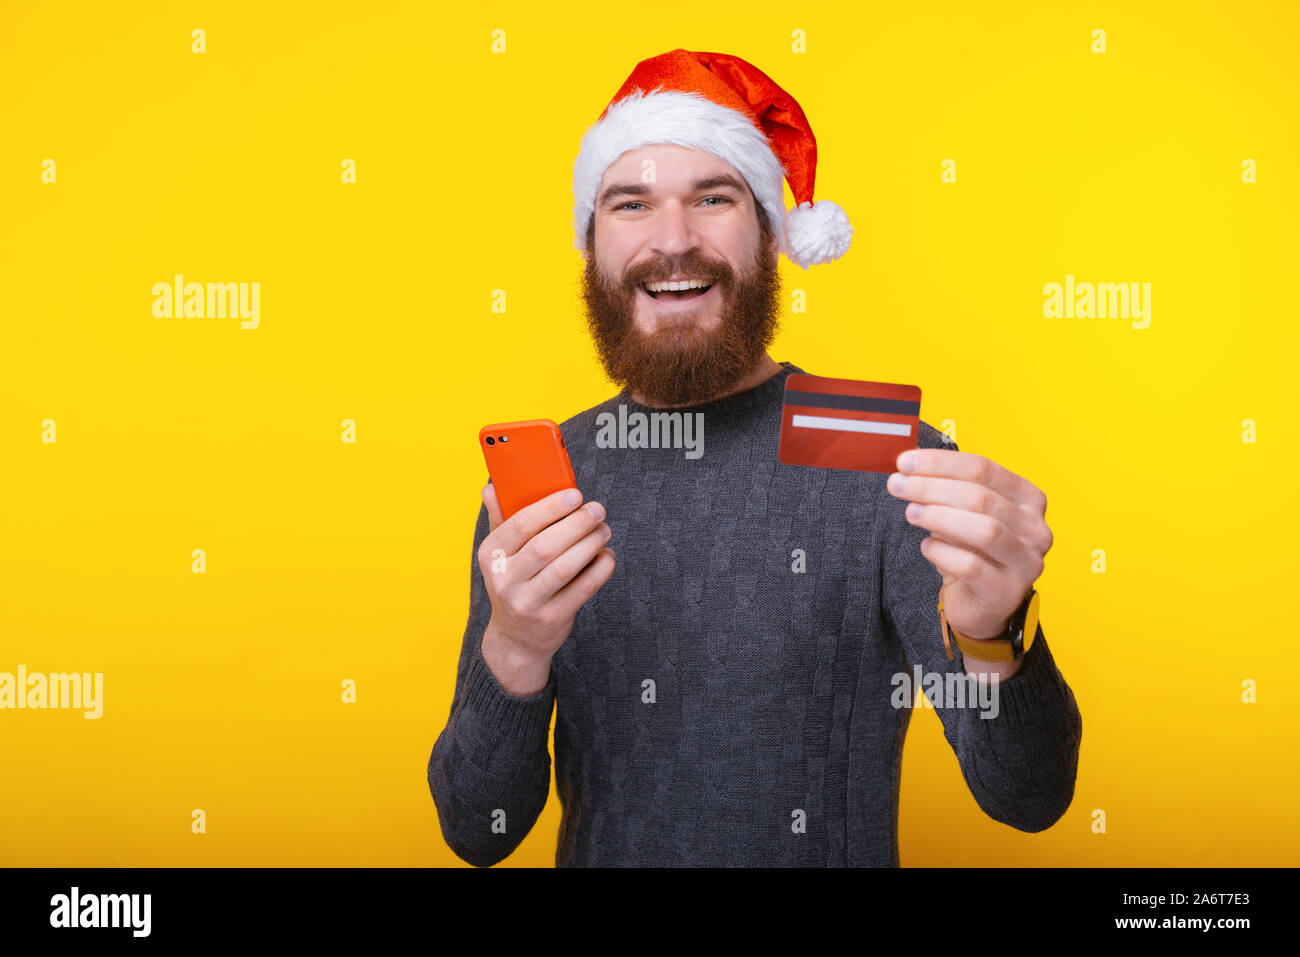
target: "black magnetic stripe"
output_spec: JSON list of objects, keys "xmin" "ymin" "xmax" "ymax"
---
[{"xmin": 783, "ymin": 390, "xmax": 919, "ymax": 416}]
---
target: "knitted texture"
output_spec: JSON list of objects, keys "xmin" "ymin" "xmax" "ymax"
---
[{"xmin": 428, "ymin": 362, "xmax": 1082, "ymax": 866}]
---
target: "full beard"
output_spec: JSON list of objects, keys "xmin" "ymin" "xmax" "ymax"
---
[{"xmin": 581, "ymin": 239, "xmax": 783, "ymax": 407}]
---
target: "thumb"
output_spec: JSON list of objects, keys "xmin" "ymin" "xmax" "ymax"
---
[{"xmin": 482, "ymin": 482, "xmax": 504, "ymax": 532}]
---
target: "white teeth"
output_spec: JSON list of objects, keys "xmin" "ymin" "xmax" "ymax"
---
[{"xmin": 645, "ymin": 279, "xmax": 710, "ymax": 293}]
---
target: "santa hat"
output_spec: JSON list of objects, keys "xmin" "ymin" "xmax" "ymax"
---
[{"xmin": 572, "ymin": 48, "xmax": 853, "ymax": 270}]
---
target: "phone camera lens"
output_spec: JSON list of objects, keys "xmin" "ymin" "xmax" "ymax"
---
[{"xmin": 485, "ymin": 436, "xmax": 495, "ymax": 446}]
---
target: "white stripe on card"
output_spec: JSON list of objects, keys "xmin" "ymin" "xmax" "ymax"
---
[{"xmin": 790, "ymin": 414, "xmax": 912, "ymax": 437}]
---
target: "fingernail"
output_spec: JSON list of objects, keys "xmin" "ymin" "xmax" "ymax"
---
[
  {"xmin": 900, "ymin": 452, "xmax": 917, "ymax": 472},
  {"xmin": 906, "ymin": 503, "xmax": 923, "ymax": 520},
  {"xmin": 887, "ymin": 472, "xmax": 906, "ymax": 492},
  {"xmin": 564, "ymin": 489, "xmax": 581, "ymax": 507},
  {"xmin": 586, "ymin": 502, "xmax": 605, "ymax": 520}
]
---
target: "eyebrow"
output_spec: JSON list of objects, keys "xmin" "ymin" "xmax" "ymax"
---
[{"xmin": 598, "ymin": 173, "xmax": 749, "ymax": 209}]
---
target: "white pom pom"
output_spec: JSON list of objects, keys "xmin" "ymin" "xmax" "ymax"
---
[{"xmin": 784, "ymin": 199, "xmax": 853, "ymax": 269}]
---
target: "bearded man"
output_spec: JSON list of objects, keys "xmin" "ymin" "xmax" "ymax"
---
[{"xmin": 428, "ymin": 49, "xmax": 1082, "ymax": 867}]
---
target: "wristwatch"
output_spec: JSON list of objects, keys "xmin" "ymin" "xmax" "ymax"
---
[{"xmin": 938, "ymin": 585, "xmax": 1039, "ymax": 663}]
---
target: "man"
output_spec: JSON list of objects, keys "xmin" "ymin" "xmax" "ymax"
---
[{"xmin": 428, "ymin": 49, "xmax": 1082, "ymax": 867}]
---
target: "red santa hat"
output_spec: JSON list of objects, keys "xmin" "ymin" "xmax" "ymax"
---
[{"xmin": 573, "ymin": 48, "xmax": 853, "ymax": 270}]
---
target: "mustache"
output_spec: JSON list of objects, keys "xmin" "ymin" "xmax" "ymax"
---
[{"xmin": 622, "ymin": 255, "xmax": 734, "ymax": 290}]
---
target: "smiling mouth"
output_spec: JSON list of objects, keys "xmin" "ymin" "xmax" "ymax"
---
[{"xmin": 641, "ymin": 283, "xmax": 713, "ymax": 301}]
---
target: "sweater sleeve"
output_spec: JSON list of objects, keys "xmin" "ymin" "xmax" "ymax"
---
[
  {"xmin": 881, "ymin": 428, "xmax": 1083, "ymax": 832},
  {"xmin": 427, "ymin": 500, "xmax": 557, "ymax": 866}
]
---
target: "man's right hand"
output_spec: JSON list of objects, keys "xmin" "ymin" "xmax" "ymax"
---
[{"xmin": 477, "ymin": 484, "xmax": 616, "ymax": 697}]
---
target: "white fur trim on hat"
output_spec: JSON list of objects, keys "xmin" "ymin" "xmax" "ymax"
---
[{"xmin": 572, "ymin": 87, "xmax": 788, "ymax": 258}]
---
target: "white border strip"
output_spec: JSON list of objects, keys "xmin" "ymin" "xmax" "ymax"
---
[{"xmin": 791, "ymin": 414, "xmax": 912, "ymax": 437}]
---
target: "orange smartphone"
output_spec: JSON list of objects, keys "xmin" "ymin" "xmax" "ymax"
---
[{"xmin": 479, "ymin": 419, "xmax": 578, "ymax": 521}]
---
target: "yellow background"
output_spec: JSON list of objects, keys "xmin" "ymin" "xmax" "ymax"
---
[{"xmin": 1, "ymin": 1, "xmax": 1296, "ymax": 866}]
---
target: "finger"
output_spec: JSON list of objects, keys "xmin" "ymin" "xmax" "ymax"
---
[
  {"xmin": 897, "ymin": 449, "xmax": 1047, "ymax": 513},
  {"xmin": 513, "ymin": 499, "xmax": 608, "ymax": 582},
  {"xmin": 546, "ymin": 547, "xmax": 616, "ymax": 622},
  {"xmin": 490, "ymin": 487, "xmax": 585, "ymax": 558},
  {"xmin": 907, "ymin": 503, "xmax": 1044, "ymax": 583},
  {"xmin": 887, "ymin": 473, "xmax": 1051, "ymax": 554},
  {"xmin": 482, "ymin": 483, "xmax": 504, "ymax": 533},
  {"xmin": 923, "ymin": 526, "xmax": 999, "ymax": 569},
  {"xmin": 522, "ymin": 520, "xmax": 613, "ymax": 606},
  {"xmin": 918, "ymin": 536, "xmax": 1008, "ymax": 608}
]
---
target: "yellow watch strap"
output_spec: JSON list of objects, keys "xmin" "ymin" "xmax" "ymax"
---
[
  {"xmin": 953, "ymin": 630, "xmax": 1018, "ymax": 663},
  {"xmin": 938, "ymin": 583, "xmax": 1020, "ymax": 663}
]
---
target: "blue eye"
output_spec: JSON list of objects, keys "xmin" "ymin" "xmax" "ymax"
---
[{"xmin": 614, "ymin": 196, "xmax": 734, "ymax": 211}]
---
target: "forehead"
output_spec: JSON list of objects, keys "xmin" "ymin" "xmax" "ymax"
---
[{"xmin": 598, "ymin": 143, "xmax": 745, "ymax": 191}]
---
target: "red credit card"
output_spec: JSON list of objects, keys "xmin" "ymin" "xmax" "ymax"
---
[{"xmin": 778, "ymin": 374, "xmax": 921, "ymax": 473}]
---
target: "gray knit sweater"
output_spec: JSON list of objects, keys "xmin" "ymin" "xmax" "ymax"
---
[{"xmin": 427, "ymin": 361, "xmax": 1082, "ymax": 866}]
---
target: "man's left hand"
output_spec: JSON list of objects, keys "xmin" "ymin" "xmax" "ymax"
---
[{"xmin": 886, "ymin": 448, "xmax": 1051, "ymax": 642}]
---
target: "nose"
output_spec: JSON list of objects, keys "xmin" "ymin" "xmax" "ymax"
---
[{"xmin": 647, "ymin": 200, "xmax": 699, "ymax": 259}]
